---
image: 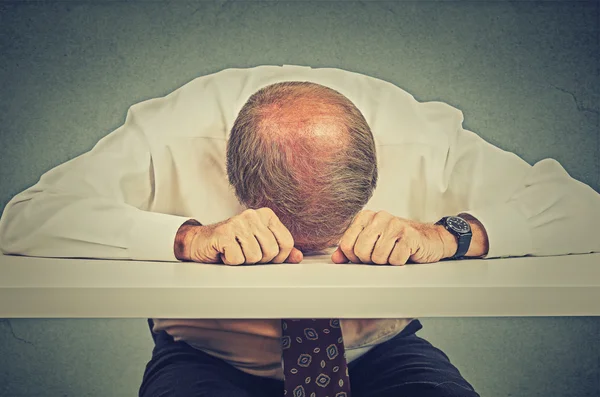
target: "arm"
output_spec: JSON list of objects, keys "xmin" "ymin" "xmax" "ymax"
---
[
  {"xmin": 333, "ymin": 100, "xmax": 599, "ymax": 265},
  {"xmin": 442, "ymin": 113, "xmax": 600, "ymax": 258},
  {"xmin": 0, "ymin": 100, "xmax": 192, "ymax": 261}
]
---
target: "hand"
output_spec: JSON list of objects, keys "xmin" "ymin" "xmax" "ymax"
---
[
  {"xmin": 331, "ymin": 210, "xmax": 457, "ymax": 265},
  {"xmin": 175, "ymin": 208, "xmax": 304, "ymax": 265}
]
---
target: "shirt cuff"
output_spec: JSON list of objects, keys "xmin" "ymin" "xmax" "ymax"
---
[
  {"xmin": 128, "ymin": 210, "xmax": 194, "ymax": 261},
  {"xmin": 463, "ymin": 203, "xmax": 532, "ymax": 259}
]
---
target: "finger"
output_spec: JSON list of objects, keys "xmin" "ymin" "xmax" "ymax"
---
[
  {"xmin": 331, "ymin": 247, "xmax": 350, "ymax": 264},
  {"xmin": 354, "ymin": 229, "xmax": 381, "ymax": 264},
  {"xmin": 355, "ymin": 211, "xmax": 398, "ymax": 264},
  {"xmin": 219, "ymin": 237, "xmax": 245, "ymax": 265},
  {"xmin": 236, "ymin": 233, "xmax": 263, "ymax": 264},
  {"xmin": 371, "ymin": 234, "xmax": 397, "ymax": 265},
  {"xmin": 284, "ymin": 247, "xmax": 304, "ymax": 263},
  {"xmin": 388, "ymin": 240, "xmax": 411, "ymax": 266},
  {"xmin": 252, "ymin": 223, "xmax": 281, "ymax": 263},
  {"xmin": 260, "ymin": 211, "xmax": 295, "ymax": 264},
  {"xmin": 338, "ymin": 211, "xmax": 376, "ymax": 263}
]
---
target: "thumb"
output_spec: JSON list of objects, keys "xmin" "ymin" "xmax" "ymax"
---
[
  {"xmin": 331, "ymin": 247, "xmax": 349, "ymax": 264},
  {"xmin": 285, "ymin": 247, "xmax": 304, "ymax": 263}
]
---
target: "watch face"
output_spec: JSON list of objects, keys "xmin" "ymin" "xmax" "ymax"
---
[{"xmin": 447, "ymin": 216, "xmax": 470, "ymax": 234}]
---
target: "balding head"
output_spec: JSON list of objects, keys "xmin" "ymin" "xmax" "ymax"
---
[{"xmin": 227, "ymin": 82, "xmax": 377, "ymax": 253}]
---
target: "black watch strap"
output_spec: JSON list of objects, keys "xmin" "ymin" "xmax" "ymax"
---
[
  {"xmin": 435, "ymin": 216, "xmax": 473, "ymax": 259},
  {"xmin": 454, "ymin": 233, "xmax": 471, "ymax": 258}
]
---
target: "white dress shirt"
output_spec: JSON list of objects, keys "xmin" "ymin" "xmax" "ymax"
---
[{"xmin": 1, "ymin": 65, "xmax": 599, "ymax": 379}]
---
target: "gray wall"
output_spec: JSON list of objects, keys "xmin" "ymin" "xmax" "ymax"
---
[{"xmin": 1, "ymin": 1, "xmax": 598, "ymax": 396}]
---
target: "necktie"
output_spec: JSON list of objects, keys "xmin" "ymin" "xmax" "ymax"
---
[{"xmin": 281, "ymin": 319, "xmax": 351, "ymax": 397}]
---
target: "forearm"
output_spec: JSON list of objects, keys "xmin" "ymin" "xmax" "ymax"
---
[
  {"xmin": 462, "ymin": 160, "xmax": 600, "ymax": 258},
  {"xmin": 0, "ymin": 191, "xmax": 190, "ymax": 260}
]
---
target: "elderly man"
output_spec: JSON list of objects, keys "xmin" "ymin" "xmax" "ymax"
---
[{"xmin": 1, "ymin": 65, "xmax": 599, "ymax": 397}]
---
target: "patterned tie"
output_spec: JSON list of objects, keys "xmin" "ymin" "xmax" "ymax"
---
[{"xmin": 281, "ymin": 319, "xmax": 351, "ymax": 397}]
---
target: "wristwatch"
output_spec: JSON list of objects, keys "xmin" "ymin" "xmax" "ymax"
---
[{"xmin": 435, "ymin": 216, "xmax": 472, "ymax": 259}]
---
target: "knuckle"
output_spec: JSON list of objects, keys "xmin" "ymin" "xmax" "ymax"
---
[
  {"xmin": 389, "ymin": 217, "xmax": 403, "ymax": 229},
  {"xmin": 339, "ymin": 241, "xmax": 354, "ymax": 254},
  {"xmin": 371, "ymin": 256, "xmax": 387, "ymax": 265},
  {"xmin": 262, "ymin": 247, "xmax": 279, "ymax": 261},
  {"xmin": 354, "ymin": 210, "xmax": 374, "ymax": 222},
  {"xmin": 237, "ymin": 219, "xmax": 254, "ymax": 231},
  {"xmin": 227, "ymin": 217, "xmax": 242, "ymax": 227},
  {"xmin": 375, "ymin": 210, "xmax": 391, "ymax": 219},
  {"xmin": 245, "ymin": 251, "xmax": 262, "ymax": 263},
  {"xmin": 262, "ymin": 254, "xmax": 278, "ymax": 263},
  {"xmin": 282, "ymin": 244, "xmax": 294, "ymax": 255},
  {"xmin": 261, "ymin": 255, "xmax": 277, "ymax": 264},
  {"xmin": 279, "ymin": 240, "xmax": 294, "ymax": 253},
  {"xmin": 389, "ymin": 258, "xmax": 405, "ymax": 266},
  {"xmin": 223, "ymin": 253, "xmax": 243, "ymax": 266},
  {"xmin": 371, "ymin": 251, "xmax": 388, "ymax": 264},
  {"xmin": 258, "ymin": 207, "xmax": 276, "ymax": 217},
  {"xmin": 242, "ymin": 209, "xmax": 258, "ymax": 219}
]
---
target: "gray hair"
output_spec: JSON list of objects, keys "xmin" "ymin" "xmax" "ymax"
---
[{"xmin": 226, "ymin": 81, "xmax": 377, "ymax": 252}]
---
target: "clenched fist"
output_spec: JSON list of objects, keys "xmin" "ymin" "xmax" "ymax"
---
[
  {"xmin": 175, "ymin": 208, "xmax": 304, "ymax": 265},
  {"xmin": 331, "ymin": 210, "xmax": 461, "ymax": 265}
]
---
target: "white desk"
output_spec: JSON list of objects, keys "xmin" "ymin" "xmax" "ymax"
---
[{"xmin": 1, "ymin": 253, "xmax": 599, "ymax": 318}]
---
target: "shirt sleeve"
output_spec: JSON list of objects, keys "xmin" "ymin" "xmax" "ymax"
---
[
  {"xmin": 441, "ymin": 111, "xmax": 600, "ymax": 258},
  {"xmin": 0, "ymin": 101, "xmax": 193, "ymax": 261}
]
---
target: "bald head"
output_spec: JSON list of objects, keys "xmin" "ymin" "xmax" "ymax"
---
[
  {"xmin": 227, "ymin": 82, "xmax": 377, "ymax": 252},
  {"xmin": 258, "ymin": 94, "xmax": 347, "ymax": 152}
]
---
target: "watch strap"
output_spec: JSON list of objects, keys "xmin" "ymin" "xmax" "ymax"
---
[
  {"xmin": 454, "ymin": 233, "xmax": 471, "ymax": 258},
  {"xmin": 436, "ymin": 216, "xmax": 472, "ymax": 259}
]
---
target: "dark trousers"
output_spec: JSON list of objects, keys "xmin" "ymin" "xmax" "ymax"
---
[{"xmin": 139, "ymin": 319, "xmax": 480, "ymax": 397}]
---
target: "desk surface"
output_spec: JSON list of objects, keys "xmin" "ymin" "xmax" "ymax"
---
[{"xmin": 1, "ymin": 253, "xmax": 599, "ymax": 318}]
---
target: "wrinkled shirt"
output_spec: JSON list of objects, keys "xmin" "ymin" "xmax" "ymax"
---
[{"xmin": 1, "ymin": 65, "xmax": 599, "ymax": 379}]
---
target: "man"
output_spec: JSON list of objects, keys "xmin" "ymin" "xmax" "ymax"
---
[{"xmin": 0, "ymin": 65, "xmax": 599, "ymax": 397}]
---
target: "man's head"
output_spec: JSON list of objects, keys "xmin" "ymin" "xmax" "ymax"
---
[{"xmin": 226, "ymin": 81, "xmax": 377, "ymax": 253}]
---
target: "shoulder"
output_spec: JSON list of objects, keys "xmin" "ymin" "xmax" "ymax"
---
[{"xmin": 301, "ymin": 67, "xmax": 463, "ymax": 148}]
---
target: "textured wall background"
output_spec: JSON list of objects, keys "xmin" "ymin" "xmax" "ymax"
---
[{"xmin": 0, "ymin": 1, "xmax": 598, "ymax": 396}]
